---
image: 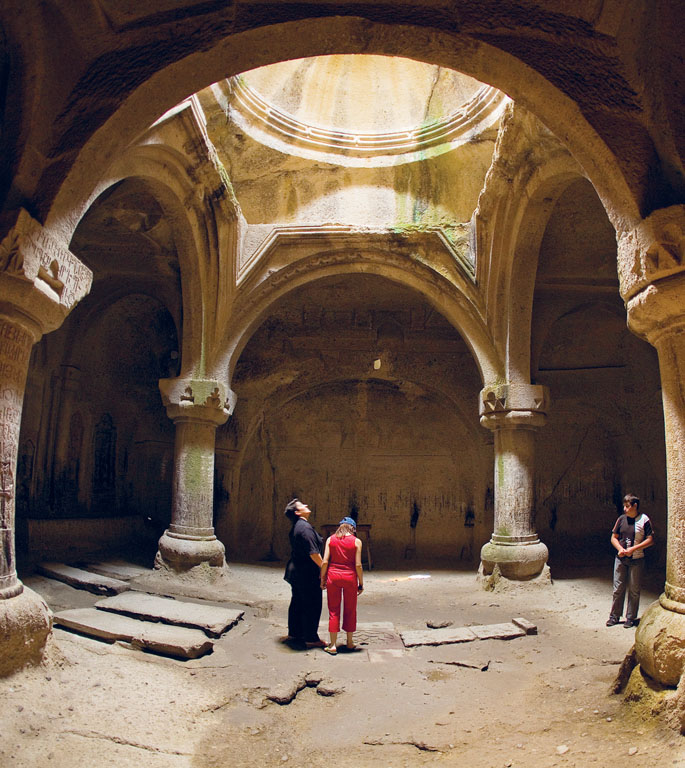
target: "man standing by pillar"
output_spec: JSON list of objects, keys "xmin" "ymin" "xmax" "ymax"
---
[{"xmin": 606, "ymin": 494, "xmax": 654, "ymax": 628}]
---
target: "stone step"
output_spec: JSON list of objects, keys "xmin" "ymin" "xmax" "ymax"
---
[
  {"xmin": 79, "ymin": 561, "xmax": 149, "ymax": 581},
  {"xmin": 54, "ymin": 608, "xmax": 214, "ymax": 659},
  {"xmin": 94, "ymin": 592, "xmax": 244, "ymax": 637},
  {"xmin": 400, "ymin": 618, "xmax": 535, "ymax": 648},
  {"xmin": 36, "ymin": 562, "xmax": 130, "ymax": 596}
]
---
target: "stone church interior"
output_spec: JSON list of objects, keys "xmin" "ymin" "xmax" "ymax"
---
[{"xmin": 1, "ymin": 0, "xmax": 684, "ymax": 753}]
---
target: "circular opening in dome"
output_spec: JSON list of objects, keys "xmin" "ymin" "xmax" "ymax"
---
[{"xmin": 242, "ymin": 55, "xmax": 485, "ymax": 135}]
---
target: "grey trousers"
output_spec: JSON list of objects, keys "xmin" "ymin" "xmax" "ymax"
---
[{"xmin": 610, "ymin": 557, "xmax": 644, "ymax": 621}]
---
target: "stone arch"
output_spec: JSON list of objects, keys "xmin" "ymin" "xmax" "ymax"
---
[
  {"xmin": 74, "ymin": 143, "xmax": 234, "ymax": 377},
  {"xmin": 478, "ymin": 149, "xmax": 584, "ymax": 383},
  {"xmin": 41, "ymin": 16, "xmax": 643, "ymax": 249},
  {"xmin": 220, "ymin": 248, "xmax": 502, "ymax": 388}
]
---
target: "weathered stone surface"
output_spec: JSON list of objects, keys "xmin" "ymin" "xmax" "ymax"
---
[
  {"xmin": 401, "ymin": 626, "xmax": 477, "ymax": 647},
  {"xmin": 266, "ymin": 678, "xmax": 306, "ymax": 705},
  {"xmin": 317, "ymin": 679, "xmax": 345, "ymax": 697},
  {"xmin": 53, "ymin": 608, "xmax": 213, "ymax": 659},
  {"xmin": 94, "ymin": 592, "xmax": 243, "ymax": 637},
  {"xmin": 304, "ymin": 671, "xmax": 325, "ymax": 687},
  {"xmin": 83, "ymin": 562, "xmax": 148, "ymax": 581},
  {"xmin": 37, "ymin": 563, "xmax": 130, "ymax": 595},
  {"xmin": 402, "ymin": 619, "xmax": 534, "ymax": 647},
  {"xmin": 469, "ymin": 622, "xmax": 526, "ymax": 641},
  {"xmin": 0, "ymin": 587, "xmax": 52, "ymax": 677},
  {"xmin": 512, "ymin": 617, "xmax": 538, "ymax": 635}
]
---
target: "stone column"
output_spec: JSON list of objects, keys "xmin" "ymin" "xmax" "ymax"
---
[
  {"xmin": 478, "ymin": 382, "xmax": 550, "ymax": 586},
  {"xmin": 154, "ymin": 377, "xmax": 233, "ymax": 579},
  {"xmin": 626, "ymin": 277, "xmax": 685, "ymax": 687},
  {"xmin": 0, "ymin": 209, "xmax": 92, "ymax": 675}
]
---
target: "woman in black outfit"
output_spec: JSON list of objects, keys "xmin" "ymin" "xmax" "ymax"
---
[{"xmin": 283, "ymin": 499, "xmax": 325, "ymax": 647}]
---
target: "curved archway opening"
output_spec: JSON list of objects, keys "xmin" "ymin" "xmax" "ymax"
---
[
  {"xmin": 220, "ymin": 273, "xmax": 491, "ymax": 568},
  {"xmin": 42, "ymin": 20, "xmax": 641, "ymax": 239},
  {"xmin": 530, "ymin": 178, "xmax": 666, "ymax": 577},
  {"xmin": 16, "ymin": 180, "xmax": 184, "ymax": 565}
]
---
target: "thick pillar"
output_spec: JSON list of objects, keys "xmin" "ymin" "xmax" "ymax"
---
[
  {"xmin": 627, "ymin": 276, "xmax": 685, "ymax": 687},
  {"xmin": 478, "ymin": 382, "xmax": 550, "ymax": 585},
  {"xmin": 154, "ymin": 377, "xmax": 233, "ymax": 578},
  {"xmin": 0, "ymin": 209, "xmax": 92, "ymax": 675}
]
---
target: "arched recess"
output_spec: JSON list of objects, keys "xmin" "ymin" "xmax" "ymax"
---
[
  {"xmin": 87, "ymin": 138, "xmax": 239, "ymax": 378},
  {"xmin": 530, "ymin": 182, "xmax": 666, "ymax": 571},
  {"xmin": 16, "ymin": 175, "xmax": 188, "ymax": 562},
  {"xmin": 218, "ymin": 245, "xmax": 502, "ymax": 389},
  {"xmin": 40, "ymin": 17, "xmax": 643, "ymax": 249},
  {"xmin": 218, "ymin": 273, "xmax": 491, "ymax": 567}
]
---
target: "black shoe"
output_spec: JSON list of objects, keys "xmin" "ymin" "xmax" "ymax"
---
[
  {"xmin": 606, "ymin": 617, "xmax": 620, "ymax": 627},
  {"xmin": 624, "ymin": 619, "xmax": 636, "ymax": 628}
]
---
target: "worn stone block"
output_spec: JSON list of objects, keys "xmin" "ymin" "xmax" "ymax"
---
[
  {"xmin": 469, "ymin": 622, "xmax": 526, "ymax": 640},
  {"xmin": 37, "ymin": 563, "xmax": 130, "ymax": 596},
  {"xmin": 53, "ymin": 607, "xmax": 214, "ymax": 659},
  {"xmin": 94, "ymin": 592, "xmax": 243, "ymax": 636},
  {"xmin": 400, "ymin": 626, "xmax": 477, "ymax": 647},
  {"xmin": 512, "ymin": 617, "xmax": 538, "ymax": 635}
]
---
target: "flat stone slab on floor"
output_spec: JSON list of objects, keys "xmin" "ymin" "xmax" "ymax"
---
[
  {"xmin": 400, "ymin": 626, "xmax": 477, "ymax": 647},
  {"xmin": 469, "ymin": 622, "xmax": 526, "ymax": 640},
  {"xmin": 94, "ymin": 592, "xmax": 244, "ymax": 637},
  {"xmin": 37, "ymin": 563, "xmax": 130, "ymax": 596},
  {"xmin": 54, "ymin": 608, "xmax": 214, "ymax": 659},
  {"xmin": 400, "ymin": 619, "xmax": 536, "ymax": 647},
  {"xmin": 79, "ymin": 561, "xmax": 149, "ymax": 581}
]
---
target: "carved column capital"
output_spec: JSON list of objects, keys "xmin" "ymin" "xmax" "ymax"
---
[
  {"xmin": 626, "ymin": 273, "xmax": 685, "ymax": 345},
  {"xmin": 0, "ymin": 208, "xmax": 92, "ymax": 336},
  {"xmin": 159, "ymin": 377, "xmax": 235, "ymax": 427},
  {"xmin": 479, "ymin": 382, "xmax": 549, "ymax": 431},
  {"xmin": 618, "ymin": 204, "xmax": 685, "ymax": 301}
]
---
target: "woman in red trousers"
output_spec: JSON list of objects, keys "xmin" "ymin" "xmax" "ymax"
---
[{"xmin": 320, "ymin": 516, "xmax": 364, "ymax": 655}]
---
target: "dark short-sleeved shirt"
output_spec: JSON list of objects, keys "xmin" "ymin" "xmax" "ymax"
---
[
  {"xmin": 612, "ymin": 513, "xmax": 653, "ymax": 560},
  {"xmin": 284, "ymin": 518, "xmax": 323, "ymax": 584}
]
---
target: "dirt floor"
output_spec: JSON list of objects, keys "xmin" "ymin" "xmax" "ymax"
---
[{"xmin": 1, "ymin": 561, "xmax": 684, "ymax": 768}]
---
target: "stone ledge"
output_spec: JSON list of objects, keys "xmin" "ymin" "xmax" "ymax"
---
[
  {"xmin": 95, "ymin": 592, "xmax": 244, "ymax": 637},
  {"xmin": 400, "ymin": 618, "xmax": 536, "ymax": 647},
  {"xmin": 54, "ymin": 608, "xmax": 214, "ymax": 659},
  {"xmin": 37, "ymin": 563, "xmax": 130, "ymax": 596}
]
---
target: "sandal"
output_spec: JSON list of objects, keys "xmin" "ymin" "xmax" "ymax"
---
[{"xmin": 323, "ymin": 645, "xmax": 337, "ymax": 655}]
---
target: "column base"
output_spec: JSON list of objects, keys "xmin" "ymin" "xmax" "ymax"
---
[
  {"xmin": 477, "ymin": 562, "xmax": 551, "ymax": 591},
  {"xmin": 479, "ymin": 535, "xmax": 549, "ymax": 581},
  {"xmin": 135, "ymin": 533, "xmax": 232, "ymax": 601},
  {"xmin": 622, "ymin": 664, "xmax": 685, "ymax": 734},
  {"xmin": 154, "ymin": 530, "xmax": 226, "ymax": 572},
  {"xmin": 0, "ymin": 585, "xmax": 52, "ymax": 677},
  {"xmin": 635, "ymin": 595, "xmax": 685, "ymax": 687}
]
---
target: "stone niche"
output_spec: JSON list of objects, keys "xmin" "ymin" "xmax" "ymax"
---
[{"xmin": 219, "ymin": 274, "xmax": 491, "ymax": 567}]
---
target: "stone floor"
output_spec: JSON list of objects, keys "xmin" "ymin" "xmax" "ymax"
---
[{"xmin": 1, "ymin": 560, "xmax": 683, "ymax": 768}]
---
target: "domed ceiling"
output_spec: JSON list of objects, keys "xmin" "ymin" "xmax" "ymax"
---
[{"xmin": 228, "ymin": 55, "xmax": 507, "ymax": 166}]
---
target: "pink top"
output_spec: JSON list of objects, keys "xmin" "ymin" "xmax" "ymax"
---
[{"xmin": 328, "ymin": 534, "xmax": 357, "ymax": 574}]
